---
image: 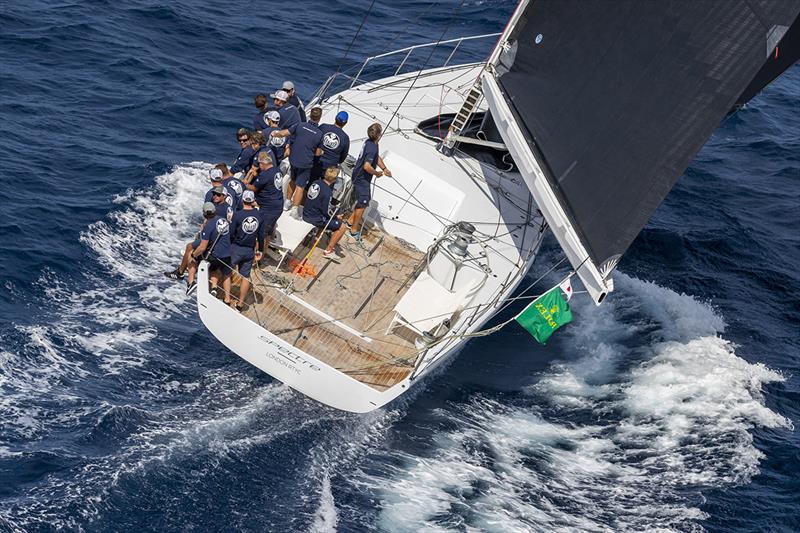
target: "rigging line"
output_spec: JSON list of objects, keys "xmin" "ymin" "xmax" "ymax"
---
[
  {"xmin": 378, "ymin": 0, "xmax": 469, "ymax": 143},
  {"xmin": 323, "ymin": 0, "xmax": 378, "ymax": 100}
]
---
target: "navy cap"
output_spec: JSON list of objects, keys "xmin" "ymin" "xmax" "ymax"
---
[{"xmin": 335, "ymin": 111, "xmax": 349, "ymax": 123}]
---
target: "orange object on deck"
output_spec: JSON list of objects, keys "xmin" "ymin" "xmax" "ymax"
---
[{"xmin": 288, "ymin": 257, "xmax": 317, "ymax": 278}]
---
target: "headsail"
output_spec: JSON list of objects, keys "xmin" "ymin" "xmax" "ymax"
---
[{"xmin": 481, "ymin": 0, "xmax": 800, "ymax": 303}]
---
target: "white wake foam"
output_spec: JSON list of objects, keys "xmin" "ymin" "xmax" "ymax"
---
[{"xmin": 356, "ymin": 273, "xmax": 790, "ymax": 532}]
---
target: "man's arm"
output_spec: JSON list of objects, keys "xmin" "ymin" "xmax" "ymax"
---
[
  {"xmin": 376, "ymin": 156, "xmax": 392, "ymax": 177},
  {"xmin": 192, "ymin": 240, "xmax": 209, "ymax": 259}
]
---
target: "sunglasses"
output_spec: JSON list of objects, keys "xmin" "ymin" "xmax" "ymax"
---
[{"xmin": 238, "ymin": 138, "xmax": 249, "ymax": 143}]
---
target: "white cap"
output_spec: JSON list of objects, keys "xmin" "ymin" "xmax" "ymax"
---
[
  {"xmin": 208, "ymin": 168, "xmax": 223, "ymax": 182},
  {"xmin": 274, "ymin": 90, "xmax": 289, "ymax": 102},
  {"xmin": 282, "ymin": 81, "xmax": 294, "ymax": 91},
  {"xmin": 242, "ymin": 190, "xmax": 255, "ymax": 203},
  {"xmin": 265, "ymin": 110, "xmax": 280, "ymax": 123}
]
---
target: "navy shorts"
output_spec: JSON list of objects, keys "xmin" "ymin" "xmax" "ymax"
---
[
  {"xmin": 191, "ymin": 238, "xmax": 201, "ymax": 250},
  {"xmin": 353, "ymin": 179, "xmax": 371, "ymax": 208},
  {"xmin": 258, "ymin": 205, "xmax": 282, "ymax": 247},
  {"xmin": 310, "ymin": 162, "xmax": 325, "ymax": 181},
  {"xmin": 291, "ymin": 165, "xmax": 313, "ymax": 188},
  {"xmin": 208, "ymin": 256, "xmax": 232, "ymax": 276},
  {"xmin": 230, "ymin": 244, "xmax": 255, "ymax": 279}
]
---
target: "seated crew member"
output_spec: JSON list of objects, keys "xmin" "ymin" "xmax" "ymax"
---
[
  {"xmin": 230, "ymin": 129, "xmax": 255, "ymax": 175},
  {"xmin": 229, "ymin": 190, "xmax": 262, "ymax": 311},
  {"xmin": 313, "ymin": 111, "xmax": 350, "ymax": 180},
  {"xmin": 186, "ymin": 202, "xmax": 233, "ymax": 303},
  {"xmin": 246, "ymin": 151, "xmax": 284, "ymax": 251},
  {"xmin": 209, "ymin": 184, "xmax": 234, "ymax": 221},
  {"xmin": 252, "ymin": 93, "xmax": 269, "ymax": 132},
  {"xmin": 217, "ymin": 162, "xmax": 244, "ymax": 210},
  {"xmin": 271, "ymin": 107, "xmax": 323, "ymax": 216},
  {"xmin": 204, "ymin": 168, "xmax": 236, "ymax": 215},
  {"xmin": 349, "ymin": 122, "xmax": 391, "ymax": 240},
  {"xmin": 272, "ymin": 90, "xmax": 301, "ymax": 130},
  {"xmin": 303, "ymin": 167, "xmax": 348, "ymax": 258},
  {"xmin": 262, "ymin": 110, "xmax": 288, "ymax": 166},
  {"xmin": 281, "ymin": 81, "xmax": 306, "ymax": 122}
]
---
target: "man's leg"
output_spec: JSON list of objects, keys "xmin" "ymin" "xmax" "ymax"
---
[
  {"xmin": 325, "ymin": 224, "xmax": 347, "ymax": 252},
  {"xmin": 222, "ymin": 271, "xmax": 232, "ymax": 304},
  {"xmin": 178, "ymin": 242, "xmax": 194, "ymax": 274},
  {"xmin": 350, "ymin": 207, "xmax": 365, "ymax": 234},
  {"xmin": 291, "ymin": 186, "xmax": 304, "ymax": 207}
]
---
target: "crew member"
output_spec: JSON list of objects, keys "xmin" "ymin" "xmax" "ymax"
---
[
  {"xmin": 349, "ymin": 122, "xmax": 391, "ymax": 239},
  {"xmin": 313, "ymin": 111, "xmax": 350, "ymax": 180},
  {"xmin": 271, "ymin": 107, "xmax": 323, "ymax": 216},
  {"xmin": 281, "ymin": 81, "xmax": 306, "ymax": 122},
  {"xmin": 229, "ymin": 190, "xmax": 262, "ymax": 310},
  {"xmin": 186, "ymin": 202, "xmax": 233, "ymax": 304},
  {"xmin": 252, "ymin": 93, "xmax": 269, "ymax": 132},
  {"xmin": 243, "ymin": 131, "xmax": 268, "ymax": 183},
  {"xmin": 262, "ymin": 110, "xmax": 287, "ymax": 165},
  {"xmin": 217, "ymin": 163, "xmax": 245, "ymax": 210},
  {"xmin": 303, "ymin": 167, "xmax": 347, "ymax": 258},
  {"xmin": 246, "ymin": 151, "xmax": 284, "ymax": 251},
  {"xmin": 230, "ymin": 129, "xmax": 255, "ymax": 175},
  {"xmin": 209, "ymin": 185, "xmax": 233, "ymax": 221},
  {"xmin": 272, "ymin": 90, "xmax": 301, "ymax": 130}
]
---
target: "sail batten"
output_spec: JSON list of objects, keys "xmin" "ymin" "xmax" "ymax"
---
[{"xmin": 483, "ymin": 0, "xmax": 800, "ymax": 302}]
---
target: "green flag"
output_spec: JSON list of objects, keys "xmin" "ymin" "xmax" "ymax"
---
[{"xmin": 515, "ymin": 286, "xmax": 573, "ymax": 344}]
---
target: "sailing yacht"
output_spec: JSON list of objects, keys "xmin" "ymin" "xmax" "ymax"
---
[{"xmin": 196, "ymin": 1, "xmax": 800, "ymax": 412}]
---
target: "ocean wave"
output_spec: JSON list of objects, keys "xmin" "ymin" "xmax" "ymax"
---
[{"xmin": 347, "ymin": 274, "xmax": 790, "ymax": 532}]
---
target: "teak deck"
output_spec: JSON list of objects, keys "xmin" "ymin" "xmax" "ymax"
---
[{"xmin": 225, "ymin": 226, "xmax": 426, "ymax": 391}]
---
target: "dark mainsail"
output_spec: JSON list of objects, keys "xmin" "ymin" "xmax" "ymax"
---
[{"xmin": 483, "ymin": 0, "xmax": 800, "ymax": 301}]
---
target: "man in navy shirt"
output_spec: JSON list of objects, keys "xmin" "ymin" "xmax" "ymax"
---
[
  {"xmin": 262, "ymin": 110, "xmax": 287, "ymax": 166},
  {"xmin": 243, "ymin": 131, "xmax": 270, "ymax": 183},
  {"xmin": 230, "ymin": 128, "xmax": 255, "ymax": 175},
  {"xmin": 272, "ymin": 90, "xmax": 301, "ymax": 130},
  {"xmin": 209, "ymin": 185, "xmax": 233, "ymax": 221},
  {"xmin": 303, "ymin": 167, "xmax": 347, "ymax": 258},
  {"xmin": 252, "ymin": 94, "xmax": 269, "ymax": 132},
  {"xmin": 349, "ymin": 122, "xmax": 391, "ymax": 239},
  {"xmin": 313, "ymin": 110, "xmax": 350, "ymax": 180},
  {"xmin": 229, "ymin": 190, "xmax": 262, "ymax": 310},
  {"xmin": 246, "ymin": 151, "xmax": 284, "ymax": 250},
  {"xmin": 271, "ymin": 107, "xmax": 323, "ymax": 217},
  {"xmin": 186, "ymin": 202, "xmax": 233, "ymax": 304},
  {"xmin": 216, "ymin": 163, "xmax": 245, "ymax": 210},
  {"xmin": 281, "ymin": 81, "xmax": 306, "ymax": 123}
]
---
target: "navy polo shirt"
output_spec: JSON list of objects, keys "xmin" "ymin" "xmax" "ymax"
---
[
  {"xmin": 252, "ymin": 166, "xmax": 284, "ymax": 208},
  {"xmin": 264, "ymin": 125, "xmax": 288, "ymax": 163},
  {"xmin": 230, "ymin": 145, "xmax": 256, "ymax": 174},
  {"xmin": 302, "ymin": 180, "xmax": 335, "ymax": 226},
  {"xmin": 278, "ymin": 104, "xmax": 301, "ymax": 129},
  {"xmin": 201, "ymin": 215, "xmax": 232, "ymax": 259},
  {"xmin": 352, "ymin": 139, "xmax": 379, "ymax": 183},
  {"xmin": 318, "ymin": 123, "xmax": 350, "ymax": 169},
  {"xmin": 287, "ymin": 122, "xmax": 323, "ymax": 169},
  {"xmin": 230, "ymin": 208, "xmax": 261, "ymax": 249}
]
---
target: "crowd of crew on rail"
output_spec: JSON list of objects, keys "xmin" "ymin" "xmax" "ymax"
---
[{"xmin": 165, "ymin": 81, "xmax": 392, "ymax": 311}]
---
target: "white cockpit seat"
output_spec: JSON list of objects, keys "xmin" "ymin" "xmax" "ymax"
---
[
  {"xmin": 270, "ymin": 214, "xmax": 315, "ymax": 271},
  {"xmin": 388, "ymin": 270, "xmax": 479, "ymax": 336}
]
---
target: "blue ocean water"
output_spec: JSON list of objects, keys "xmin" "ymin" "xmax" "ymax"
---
[{"xmin": 1, "ymin": 1, "xmax": 798, "ymax": 531}]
